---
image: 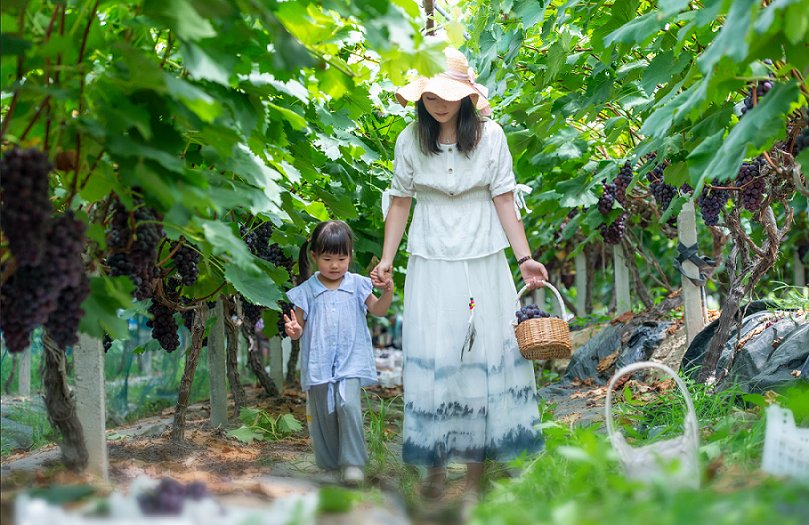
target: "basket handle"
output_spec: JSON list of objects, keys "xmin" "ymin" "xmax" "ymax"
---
[
  {"xmin": 516, "ymin": 282, "xmax": 567, "ymax": 321},
  {"xmin": 604, "ymin": 361, "xmax": 699, "ymax": 450}
]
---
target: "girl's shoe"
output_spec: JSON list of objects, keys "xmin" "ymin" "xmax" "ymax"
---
[{"xmin": 341, "ymin": 465, "xmax": 365, "ymax": 486}]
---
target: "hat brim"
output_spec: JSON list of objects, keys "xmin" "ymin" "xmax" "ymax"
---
[{"xmin": 396, "ymin": 76, "xmax": 489, "ymax": 111}]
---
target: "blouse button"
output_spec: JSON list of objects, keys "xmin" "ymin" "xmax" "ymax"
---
[
  {"xmin": 448, "ymin": 168, "xmax": 454, "ymax": 174},
  {"xmin": 448, "ymin": 147, "xmax": 453, "ymax": 152}
]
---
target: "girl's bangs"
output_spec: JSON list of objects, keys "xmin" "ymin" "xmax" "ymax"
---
[{"xmin": 313, "ymin": 228, "xmax": 352, "ymax": 256}]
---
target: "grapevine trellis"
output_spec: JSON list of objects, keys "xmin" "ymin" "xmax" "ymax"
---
[{"xmin": 1, "ymin": 0, "xmax": 808, "ymax": 475}]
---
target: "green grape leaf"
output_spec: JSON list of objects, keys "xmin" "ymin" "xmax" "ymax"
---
[
  {"xmin": 224, "ymin": 260, "xmax": 285, "ymax": 308},
  {"xmin": 79, "ymin": 276, "xmax": 136, "ymax": 340}
]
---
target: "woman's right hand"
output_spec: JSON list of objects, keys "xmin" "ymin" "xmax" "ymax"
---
[{"xmin": 372, "ymin": 259, "xmax": 394, "ymax": 290}]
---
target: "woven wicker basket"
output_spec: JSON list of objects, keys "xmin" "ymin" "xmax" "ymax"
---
[{"xmin": 514, "ymin": 283, "xmax": 572, "ymax": 360}]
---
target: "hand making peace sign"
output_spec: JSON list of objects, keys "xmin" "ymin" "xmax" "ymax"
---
[{"xmin": 283, "ymin": 310, "xmax": 303, "ymax": 339}]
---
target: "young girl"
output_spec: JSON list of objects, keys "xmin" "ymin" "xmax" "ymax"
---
[
  {"xmin": 284, "ymin": 220, "xmax": 393, "ymax": 485},
  {"xmin": 373, "ymin": 47, "xmax": 548, "ymax": 504}
]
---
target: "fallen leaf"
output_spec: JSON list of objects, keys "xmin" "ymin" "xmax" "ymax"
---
[
  {"xmin": 597, "ymin": 351, "xmax": 620, "ymax": 373},
  {"xmin": 613, "ymin": 311, "xmax": 635, "ymax": 324}
]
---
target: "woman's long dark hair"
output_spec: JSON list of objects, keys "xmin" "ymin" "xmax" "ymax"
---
[
  {"xmin": 297, "ymin": 220, "xmax": 354, "ymax": 279},
  {"xmin": 416, "ymin": 96, "xmax": 483, "ymax": 155}
]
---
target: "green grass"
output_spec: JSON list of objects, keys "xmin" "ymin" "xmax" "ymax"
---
[
  {"xmin": 0, "ymin": 404, "xmax": 59, "ymax": 456},
  {"xmin": 470, "ymin": 383, "xmax": 809, "ymax": 525}
]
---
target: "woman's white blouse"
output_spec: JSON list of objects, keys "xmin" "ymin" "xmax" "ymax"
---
[{"xmin": 387, "ymin": 120, "xmax": 521, "ymax": 261}]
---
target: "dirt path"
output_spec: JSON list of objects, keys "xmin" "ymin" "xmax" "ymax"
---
[{"xmin": 1, "ymin": 386, "xmax": 419, "ymax": 524}]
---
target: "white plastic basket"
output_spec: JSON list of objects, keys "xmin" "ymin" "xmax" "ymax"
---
[
  {"xmin": 605, "ymin": 361, "xmax": 700, "ymax": 489},
  {"xmin": 761, "ymin": 403, "xmax": 809, "ymax": 481}
]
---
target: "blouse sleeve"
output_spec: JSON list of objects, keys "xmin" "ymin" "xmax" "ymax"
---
[
  {"xmin": 488, "ymin": 124, "xmax": 517, "ymax": 198},
  {"xmin": 285, "ymin": 285, "xmax": 309, "ymax": 321},
  {"xmin": 389, "ymin": 130, "xmax": 416, "ymax": 199},
  {"xmin": 356, "ymin": 274, "xmax": 374, "ymax": 312}
]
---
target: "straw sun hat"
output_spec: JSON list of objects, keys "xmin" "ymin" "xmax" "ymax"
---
[{"xmin": 395, "ymin": 47, "xmax": 492, "ymax": 116}]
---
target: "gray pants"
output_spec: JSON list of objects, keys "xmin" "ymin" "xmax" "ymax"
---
[{"xmin": 307, "ymin": 378, "xmax": 368, "ymax": 470}]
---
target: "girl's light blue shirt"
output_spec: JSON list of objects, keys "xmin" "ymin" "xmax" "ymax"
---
[{"xmin": 286, "ymin": 271, "xmax": 377, "ymax": 392}]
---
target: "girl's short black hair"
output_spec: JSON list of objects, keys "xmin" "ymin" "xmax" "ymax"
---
[
  {"xmin": 298, "ymin": 220, "xmax": 354, "ymax": 279},
  {"xmin": 415, "ymin": 96, "xmax": 483, "ymax": 156}
]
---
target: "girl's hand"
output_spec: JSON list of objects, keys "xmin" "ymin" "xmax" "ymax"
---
[
  {"xmin": 520, "ymin": 259, "xmax": 549, "ymax": 290},
  {"xmin": 370, "ymin": 268, "xmax": 386, "ymax": 288},
  {"xmin": 372, "ymin": 259, "xmax": 394, "ymax": 290},
  {"xmin": 283, "ymin": 310, "xmax": 303, "ymax": 339}
]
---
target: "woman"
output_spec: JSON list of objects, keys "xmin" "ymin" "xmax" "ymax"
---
[{"xmin": 372, "ymin": 47, "xmax": 548, "ymax": 502}]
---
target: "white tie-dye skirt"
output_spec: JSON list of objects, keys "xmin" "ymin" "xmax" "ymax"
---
[{"xmin": 401, "ymin": 251, "xmax": 544, "ymax": 466}]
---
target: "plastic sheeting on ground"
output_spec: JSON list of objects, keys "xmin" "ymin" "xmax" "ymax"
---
[
  {"xmin": 563, "ymin": 321, "xmax": 673, "ymax": 383},
  {"xmin": 682, "ymin": 303, "xmax": 807, "ymax": 392}
]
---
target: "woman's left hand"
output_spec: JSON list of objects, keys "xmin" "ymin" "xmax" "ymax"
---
[{"xmin": 520, "ymin": 259, "xmax": 549, "ymax": 290}]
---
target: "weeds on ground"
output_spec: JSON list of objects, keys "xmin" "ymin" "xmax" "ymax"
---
[
  {"xmin": 227, "ymin": 407, "xmax": 303, "ymax": 443},
  {"xmin": 363, "ymin": 392, "xmax": 420, "ymax": 501},
  {"xmin": 536, "ymin": 368, "xmax": 561, "ymax": 388}
]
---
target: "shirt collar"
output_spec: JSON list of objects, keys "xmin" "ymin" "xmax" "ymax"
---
[{"xmin": 310, "ymin": 272, "xmax": 354, "ymax": 297}]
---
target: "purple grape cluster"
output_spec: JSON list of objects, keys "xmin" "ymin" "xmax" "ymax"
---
[
  {"xmin": 516, "ymin": 304, "xmax": 555, "ymax": 324},
  {"xmin": 650, "ymin": 180, "xmax": 677, "ymax": 213},
  {"xmin": 741, "ymin": 80, "xmax": 773, "ymax": 116},
  {"xmin": 107, "ymin": 201, "xmax": 130, "ymax": 250},
  {"xmin": 242, "ymin": 222, "xmax": 294, "ymax": 274},
  {"xmin": 0, "ymin": 148, "xmax": 54, "ymax": 265},
  {"xmin": 645, "ymin": 160, "xmax": 666, "ymax": 185},
  {"xmin": 735, "ymin": 159, "xmax": 767, "ymax": 211},
  {"xmin": 107, "ymin": 252, "xmax": 133, "ymax": 277},
  {"xmin": 614, "ymin": 162, "xmax": 633, "ymax": 205},
  {"xmin": 0, "ymin": 213, "xmax": 88, "ymax": 352},
  {"xmin": 130, "ymin": 207, "xmax": 164, "ymax": 299},
  {"xmin": 697, "ymin": 184, "xmax": 730, "ymax": 226},
  {"xmin": 45, "ymin": 274, "xmax": 91, "ymax": 348},
  {"xmin": 171, "ymin": 241, "xmax": 200, "ymax": 286},
  {"xmin": 136, "ymin": 478, "xmax": 208, "ymax": 516},
  {"xmin": 266, "ymin": 243, "xmax": 294, "ymax": 275},
  {"xmin": 598, "ymin": 183, "xmax": 616, "ymax": 215},
  {"xmin": 644, "ymin": 157, "xmax": 678, "ymax": 222},
  {"xmin": 242, "ymin": 222, "xmax": 273, "ymax": 259},
  {"xmin": 599, "ymin": 212, "xmax": 627, "ymax": 244},
  {"xmin": 105, "ymin": 199, "xmax": 164, "ymax": 300},
  {"xmin": 147, "ymin": 300, "xmax": 180, "ymax": 352}
]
